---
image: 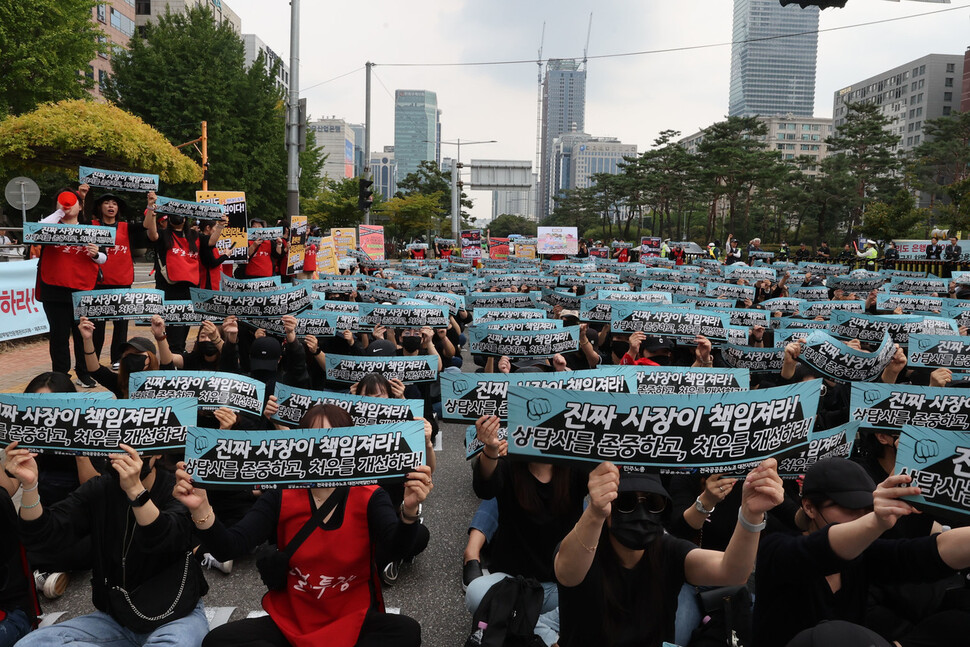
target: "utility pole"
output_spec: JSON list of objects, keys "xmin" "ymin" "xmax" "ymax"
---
[
  {"xmin": 364, "ymin": 62, "xmax": 373, "ymax": 225},
  {"xmin": 451, "ymin": 161, "xmax": 460, "ymax": 242},
  {"xmin": 201, "ymin": 121, "xmax": 208, "ymax": 190},
  {"xmin": 286, "ymin": 0, "xmax": 301, "ymax": 220}
]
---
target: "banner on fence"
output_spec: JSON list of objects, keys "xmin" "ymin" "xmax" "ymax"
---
[{"xmin": 0, "ymin": 259, "xmax": 48, "ymax": 341}]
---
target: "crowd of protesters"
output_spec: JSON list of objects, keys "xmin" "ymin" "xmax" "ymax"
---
[{"xmin": 2, "ymin": 187, "xmax": 970, "ymax": 647}]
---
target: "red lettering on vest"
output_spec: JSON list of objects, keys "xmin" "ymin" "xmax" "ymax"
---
[
  {"xmin": 39, "ymin": 244, "xmax": 99, "ymax": 292},
  {"xmin": 94, "ymin": 220, "xmax": 134, "ymax": 286},
  {"xmin": 163, "ymin": 232, "xmax": 199, "ymax": 285}
]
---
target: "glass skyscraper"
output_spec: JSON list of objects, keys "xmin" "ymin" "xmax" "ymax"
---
[
  {"xmin": 394, "ymin": 89, "xmax": 438, "ymax": 182},
  {"xmin": 728, "ymin": 0, "xmax": 819, "ymax": 118},
  {"xmin": 539, "ymin": 59, "xmax": 586, "ymax": 221}
]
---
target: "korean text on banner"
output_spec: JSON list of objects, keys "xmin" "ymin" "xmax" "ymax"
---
[
  {"xmin": 196, "ymin": 191, "xmax": 247, "ymax": 262},
  {"xmin": 359, "ymin": 224, "xmax": 385, "ymax": 261},
  {"xmin": 0, "ymin": 259, "xmax": 48, "ymax": 341}
]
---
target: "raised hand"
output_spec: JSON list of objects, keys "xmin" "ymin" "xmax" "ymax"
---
[
  {"xmin": 2, "ymin": 442, "xmax": 38, "ymax": 488},
  {"xmin": 740, "ymin": 458, "xmax": 784, "ymax": 519},
  {"xmin": 173, "ymin": 461, "xmax": 209, "ymax": 513},
  {"xmin": 873, "ymin": 473, "xmax": 921, "ymax": 530},
  {"xmin": 587, "ymin": 461, "xmax": 620, "ymax": 520}
]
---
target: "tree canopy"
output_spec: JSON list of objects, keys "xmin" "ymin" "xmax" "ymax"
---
[
  {"xmin": 487, "ymin": 214, "xmax": 537, "ymax": 237},
  {"xmin": 396, "ymin": 160, "xmax": 475, "ymax": 229}
]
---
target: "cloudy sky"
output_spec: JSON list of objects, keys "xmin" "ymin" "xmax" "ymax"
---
[{"xmin": 228, "ymin": 0, "xmax": 970, "ymax": 220}]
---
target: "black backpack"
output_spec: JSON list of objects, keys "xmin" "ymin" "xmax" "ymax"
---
[
  {"xmin": 466, "ymin": 575, "xmax": 546, "ymax": 647},
  {"xmin": 687, "ymin": 585, "xmax": 753, "ymax": 647}
]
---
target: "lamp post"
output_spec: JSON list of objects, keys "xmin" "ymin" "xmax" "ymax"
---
[{"xmin": 429, "ymin": 139, "xmax": 497, "ymax": 241}]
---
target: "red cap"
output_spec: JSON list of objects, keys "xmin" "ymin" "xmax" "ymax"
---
[{"xmin": 57, "ymin": 191, "xmax": 78, "ymax": 208}]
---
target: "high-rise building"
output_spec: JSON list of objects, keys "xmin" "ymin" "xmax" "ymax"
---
[
  {"xmin": 547, "ymin": 133, "xmax": 635, "ymax": 214},
  {"xmin": 728, "ymin": 0, "xmax": 819, "ymax": 118},
  {"xmin": 309, "ymin": 118, "xmax": 355, "ymax": 180},
  {"xmin": 242, "ymin": 34, "xmax": 288, "ymax": 91},
  {"xmin": 348, "ymin": 124, "xmax": 366, "ymax": 177},
  {"xmin": 962, "ymin": 46, "xmax": 970, "ymax": 113},
  {"xmin": 88, "ymin": 1, "xmax": 136, "ymax": 99},
  {"xmin": 492, "ymin": 190, "xmax": 535, "ymax": 220},
  {"xmin": 394, "ymin": 90, "xmax": 438, "ymax": 182},
  {"xmin": 134, "ymin": 0, "xmax": 241, "ymax": 35},
  {"xmin": 539, "ymin": 59, "xmax": 586, "ymax": 221},
  {"xmin": 832, "ymin": 53, "xmax": 965, "ymax": 155},
  {"xmin": 435, "ymin": 109, "xmax": 442, "ymax": 167},
  {"xmin": 370, "ymin": 147, "xmax": 397, "ymax": 201}
]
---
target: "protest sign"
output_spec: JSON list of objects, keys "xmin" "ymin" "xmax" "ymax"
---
[
  {"xmin": 540, "ymin": 288, "xmax": 580, "ymax": 310},
  {"xmin": 332, "ymin": 228, "xmax": 357, "ymax": 259},
  {"xmin": 722, "ymin": 266, "xmax": 776, "ymax": 282},
  {"xmin": 153, "ymin": 196, "xmax": 224, "ymax": 220},
  {"xmin": 301, "ymin": 277, "xmax": 359, "ymax": 295},
  {"xmin": 315, "ymin": 236, "xmax": 339, "ymax": 275},
  {"xmin": 705, "ymin": 282, "xmax": 756, "ymax": 302},
  {"xmin": 775, "ymin": 317, "xmax": 831, "ymax": 331},
  {"xmin": 675, "ymin": 296, "xmax": 735, "ymax": 309},
  {"xmin": 850, "ymin": 383, "xmax": 970, "ymax": 432},
  {"xmin": 828, "ymin": 311, "xmax": 959, "ymax": 345},
  {"xmin": 876, "ymin": 294, "xmax": 949, "ymax": 313},
  {"xmin": 908, "ymin": 334, "xmax": 970, "ymax": 369},
  {"xmin": 618, "ymin": 366, "xmax": 749, "ymax": 394},
  {"xmin": 247, "ymin": 227, "xmax": 284, "ymax": 243},
  {"xmin": 461, "ymin": 230, "xmax": 482, "ymax": 261},
  {"xmin": 797, "ymin": 262, "xmax": 847, "ymax": 277},
  {"xmin": 310, "ymin": 299, "xmax": 360, "ymax": 313},
  {"xmin": 759, "ymin": 298, "xmax": 807, "ymax": 315},
  {"xmin": 536, "ymin": 226, "xmax": 578, "ymax": 255},
  {"xmin": 472, "ymin": 307, "xmax": 546, "ymax": 324},
  {"xmin": 640, "ymin": 280, "xmax": 702, "ymax": 297},
  {"xmin": 798, "ymin": 300, "xmax": 863, "ymax": 319},
  {"xmin": 712, "ymin": 308, "xmax": 769, "ymax": 329},
  {"xmin": 721, "ymin": 345, "xmax": 785, "ymax": 373},
  {"xmin": 190, "ymin": 284, "xmax": 310, "ymax": 318},
  {"xmin": 358, "ymin": 224, "xmax": 385, "ymax": 261},
  {"xmin": 799, "ymin": 330, "xmax": 895, "ymax": 383},
  {"xmin": 610, "ymin": 304, "xmax": 730, "ymax": 341},
  {"xmin": 286, "ymin": 215, "xmax": 308, "ymax": 274},
  {"xmin": 325, "ymin": 353, "xmax": 438, "ymax": 384},
  {"xmin": 888, "ymin": 276, "xmax": 949, "ymax": 295},
  {"xmin": 640, "ymin": 236, "xmax": 662, "ymax": 256},
  {"xmin": 896, "ymin": 425, "xmax": 970, "ymax": 518},
  {"xmin": 0, "ymin": 395, "xmax": 195, "ymax": 455},
  {"xmin": 251, "ymin": 310, "xmax": 359, "ymax": 337},
  {"xmin": 826, "ymin": 275, "xmax": 887, "ymax": 292},
  {"xmin": 129, "ymin": 372, "xmax": 264, "ymax": 417},
  {"xmin": 220, "ymin": 275, "xmax": 282, "ymax": 293},
  {"xmin": 559, "ymin": 274, "xmax": 621, "ymax": 288},
  {"xmin": 0, "ymin": 259, "xmax": 48, "ymax": 342},
  {"xmin": 412, "ymin": 290, "xmax": 465, "ymax": 315},
  {"xmin": 79, "ymin": 166, "xmax": 159, "ymax": 192},
  {"xmin": 467, "ymin": 292, "xmax": 538, "ymax": 310},
  {"xmin": 468, "ymin": 326, "xmax": 580, "ymax": 357},
  {"xmin": 72, "ymin": 288, "xmax": 165, "ymax": 320},
  {"xmin": 777, "ymin": 421, "xmax": 859, "ymax": 477},
  {"xmin": 360, "ymin": 285, "xmax": 407, "ymax": 304},
  {"xmin": 788, "ymin": 286, "xmax": 830, "ymax": 302},
  {"xmin": 184, "ymin": 421, "xmax": 425, "ymax": 489},
  {"xmin": 196, "ymin": 191, "xmax": 247, "ymax": 261},
  {"xmin": 484, "ymin": 319, "xmax": 563, "ymax": 332},
  {"xmin": 22, "ymin": 221, "xmax": 116, "ymax": 246},
  {"xmin": 506, "ymin": 381, "xmax": 820, "ymax": 473},
  {"xmin": 273, "ymin": 383, "xmax": 422, "ymax": 427},
  {"xmin": 489, "ymin": 237, "xmax": 510, "ymax": 260},
  {"xmin": 358, "ymin": 302, "xmax": 449, "ymax": 329},
  {"xmin": 440, "ymin": 368, "xmax": 635, "ymax": 422},
  {"xmin": 152, "ymin": 300, "xmax": 212, "ymax": 326}
]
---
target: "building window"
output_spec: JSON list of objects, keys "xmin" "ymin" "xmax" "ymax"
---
[
  {"xmin": 96, "ymin": 4, "xmax": 106, "ymax": 22},
  {"xmin": 947, "ymin": 63, "xmax": 956, "ymax": 73},
  {"xmin": 919, "ymin": 65, "xmax": 925, "ymax": 75},
  {"xmin": 907, "ymin": 136, "xmax": 913, "ymax": 146},
  {"xmin": 944, "ymin": 106, "xmax": 952, "ymax": 116},
  {"xmin": 945, "ymin": 77, "xmax": 954, "ymax": 88},
  {"xmin": 86, "ymin": 65, "xmax": 95, "ymax": 79},
  {"xmin": 110, "ymin": 8, "xmax": 135, "ymax": 37},
  {"xmin": 136, "ymin": 0, "xmax": 150, "ymax": 14},
  {"xmin": 945, "ymin": 92, "xmax": 953, "ymax": 102},
  {"xmin": 98, "ymin": 69, "xmax": 107, "ymax": 86},
  {"xmin": 914, "ymin": 135, "xmax": 920, "ymax": 145}
]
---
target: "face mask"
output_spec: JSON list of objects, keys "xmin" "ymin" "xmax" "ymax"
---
[
  {"xmin": 198, "ymin": 341, "xmax": 218, "ymax": 357},
  {"xmin": 401, "ymin": 337, "xmax": 421, "ymax": 352},
  {"xmin": 612, "ymin": 341, "xmax": 629, "ymax": 357},
  {"xmin": 168, "ymin": 214, "xmax": 185, "ymax": 227},
  {"xmin": 123, "ymin": 354, "xmax": 147, "ymax": 374},
  {"xmin": 649, "ymin": 355, "xmax": 671, "ymax": 366},
  {"xmin": 610, "ymin": 506, "xmax": 665, "ymax": 550},
  {"xmin": 139, "ymin": 457, "xmax": 154, "ymax": 481}
]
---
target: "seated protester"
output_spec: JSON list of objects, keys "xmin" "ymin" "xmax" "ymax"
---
[
  {"xmin": 787, "ymin": 620, "xmax": 892, "ymax": 647},
  {"xmin": 176, "ymin": 405, "xmax": 430, "ymax": 647},
  {"xmin": 396, "ymin": 326, "xmax": 442, "ymax": 443},
  {"xmin": 555, "ymin": 460, "xmax": 785, "ymax": 647},
  {"xmin": 6, "ymin": 441, "xmax": 209, "ymax": 647},
  {"xmin": 19, "ymin": 373, "xmax": 99, "ymax": 600},
  {"xmin": 154, "ymin": 316, "xmax": 241, "ymax": 373},
  {"xmin": 557, "ymin": 311, "xmax": 599, "ymax": 370},
  {"xmin": 78, "ymin": 316, "xmax": 158, "ymax": 398},
  {"xmin": 466, "ymin": 415, "xmax": 588, "ymax": 646},
  {"xmin": 754, "ymin": 458, "xmax": 970, "ymax": 647},
  {"xmin": 794, "ymin": 243, "xmax": 812, "ymax": 262},
  {"xmin": 620, "ymin": 332, "xmax": 713, "ymax": 369},
  {"xmin": 0, "ymin": 464, "xmax": 41, "ymax": 646}
]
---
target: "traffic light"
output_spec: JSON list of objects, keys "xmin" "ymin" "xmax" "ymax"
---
[
  {"xmin": 779, "ymin": 0, "xmax": 847, "ymax": 7},
  {"xmin": 357, "ymin": 177, "xmax": 374, "ymax": 211}
]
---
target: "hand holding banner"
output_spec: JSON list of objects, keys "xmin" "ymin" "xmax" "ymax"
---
[{"xmin": 799, "ymin": 330, "xmax": 895, "ymax": 383}]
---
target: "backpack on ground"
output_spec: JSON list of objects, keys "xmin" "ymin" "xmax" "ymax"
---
[{"xmin": 466, "ymin": 575, "xmax": 546, "ymax": 647}]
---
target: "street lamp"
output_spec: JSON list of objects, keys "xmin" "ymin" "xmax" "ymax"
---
[{"xmin": 426, "ymin": 139, "xmax": 497, "ymax": 240}]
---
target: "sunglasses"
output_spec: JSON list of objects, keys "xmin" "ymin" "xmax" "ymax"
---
[{"xmin": 615, "ymin": 492, "xmax": 667, "ymax": 515}]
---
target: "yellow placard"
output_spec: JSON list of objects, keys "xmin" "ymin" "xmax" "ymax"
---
[{"xmin": 195, "ymin": 190, "xmax": 247, "ymax": 262}]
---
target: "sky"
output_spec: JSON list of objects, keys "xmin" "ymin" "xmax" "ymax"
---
[{"xmin": 227, "ymin": 0, "xmax": 970, "ymax": 221}]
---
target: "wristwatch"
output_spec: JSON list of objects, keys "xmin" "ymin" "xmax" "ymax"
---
[
  {"xmin": 400, "ymin": 502, "xmax": 422, "ymax": 522},
  {"xmin": 738, "ymin": 508, "xmax": 767, "ymax": 533},
  {"xmin": 694, "ymin": 497, "xmax": 715, "ymax": 515},
  {"xmin": 128, "ymin": 489, "xmax": 151, "ymax": 508}
]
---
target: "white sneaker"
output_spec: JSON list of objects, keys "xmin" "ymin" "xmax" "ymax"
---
[
  {"xmin": 201, "ymin": 553, "xmax": 233, "ymax": 575},
  {"xmin": 34, "ymin": 570, "xmax": 69, "ymax": 599}
]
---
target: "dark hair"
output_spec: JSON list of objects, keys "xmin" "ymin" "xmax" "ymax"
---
[
  {"xmin": 358, "ymin": 372, "xmax": 393, "ymax": 398},
  {"xmin": 24, "ymin": 372, "xmax": 77, "ymax": 394},
  {"xmin": 597, "ymin": 523, "xmax": 667, "ymax": 642},
  {"xmin": 300, "ymin": 403, "xmax": 354, "ymax": 429},
  {"xmin": 511, "ymin": 462, "xmax": 573, "ymax": 516},
  {"xmin": 117, "ymin": 347, "xmax": 160, "ymax": 397},
  {"xmin": 53, "ymin": 188, "xmax": 88, "ymax": 224}
]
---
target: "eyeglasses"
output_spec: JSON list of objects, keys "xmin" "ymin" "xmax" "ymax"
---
[{"xmin": 615, "ymin": 492, "xmax": 667, "ymax": 515}]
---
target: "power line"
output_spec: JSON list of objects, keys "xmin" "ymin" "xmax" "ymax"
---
[
  {"xmin": 375, "ymin": 3, "xmax": 970, "ymax": 68},
  {"xmin": 300, "ymin": 66, "xmax": 364, "ymax": 93}
]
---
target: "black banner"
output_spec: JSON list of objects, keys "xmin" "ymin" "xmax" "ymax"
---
[
  {"xmin": 128, "ymin": 371, "xmax": 264, "ymax": 417},
  {"xmin": 273, "ymin": 383, "xmax": 422, "ymax": 427},
  {"xmin": 324, "ymin": 354, "xmax": 438, "ymax": 384},
  {"xmin": 190, "ymin": 285, "xmax": 311, "ymax": 318},
  {"xmin": 73, "ymin": 289, "xmax": 165, "ymax": 320}
]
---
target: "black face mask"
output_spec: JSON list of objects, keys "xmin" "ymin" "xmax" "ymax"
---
[
  {"xmin": 123, "ymin": 354, "xmax": 147, "ymax": 375},
  {"xmin": 611, "ymin": 506, "xmax": 665, "ymax": 550},
  {"xmin": 139, "ymin": 457, "xmax": 154, "ymax": 481},
  {"xmin": 168, "ymin": 214, "xmax": 185, "ymax": 227},
  {"xmin": 401, "ymin": 337, "xmax": 421, "ymax": 352},
  {"xmin": 198, "ymin": 341, "xmax": 218, "ymax": 357},
  {"xmin": 612, "ymin": 341, "xmax": 629, "ymax": 357},
  {"xmin": 649, "ymin": 355, "xmax": 671, "ymax": 366}
]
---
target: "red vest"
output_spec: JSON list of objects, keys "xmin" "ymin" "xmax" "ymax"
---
[
  {"xmin": 263, "ymin": 487, "xmax": 381, "ymax": 647},
  {"xmin": 38, "ymin": 244, "xmax": 100, "ymax": 292},
  {"xmin": 617, "ymin": 248, "xmax": 629, "ymax": 263},
  {"xmin": 412, "ymin": 249, "xmax": 425, "ymax": 260},
  {"xmin": 246, "ymin": 241, "xmax": 274, "ymax": 277},
  {"xmin": 303, "ymin": 245, "xmax": 317, "ymax": 273},
  {"xmin": 93, "ymin": 220, "xmax": 134, "ymax": 287},
  {"xmin": 162, "ymin": 231, "xmax": 200, "ymax": 286},
  {"xmin": 278, "ymin": 240, "xmax": 290, "ymax": 276},
  {"xmin": 200, "ymin": 247, "xmax": 222, "ymax": 290}
]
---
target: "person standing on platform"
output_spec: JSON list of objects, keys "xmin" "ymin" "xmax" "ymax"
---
[
  {"xmin": 925, "ymin": 236, "xmax": 943, "ymax": 260},
  {"xmin": 88, "ymin": 192, "xmax": 135, "ymax": 371}
]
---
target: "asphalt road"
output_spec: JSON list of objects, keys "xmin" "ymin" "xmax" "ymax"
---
[{"xmin": 32, "ymin": 353, "xmax": 482, "ymax": 646}]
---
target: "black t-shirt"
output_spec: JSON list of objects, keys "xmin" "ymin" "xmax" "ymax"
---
[
  {"xmin": 0, "ymin": 491, "xmax": 35, "ymax": 616},
  {"xmin": 754, "ymin": 527, "xmax": 953, "ymax": 647},
  {"xmin": 558, "ymin": 534, "xmax": 696, "ymax": 647}
]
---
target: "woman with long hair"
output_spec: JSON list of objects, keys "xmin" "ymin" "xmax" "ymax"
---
[
  {"xmin": 174, "ymin": 404, "xmax": 432, "ymax": 647},
  {"xmin": 88, "ymin": 192, "xmax": 135, "ymax": 370},
  {"xmin": 77, "ymin": 316, "xmax": 159, "ymax": 398}
]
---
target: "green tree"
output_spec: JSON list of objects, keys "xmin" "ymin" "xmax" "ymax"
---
[
  {"xmin": 303, "ymin": 177, "xmax": 379, "ymax": 232},
  {"xmin": 909, "ymin": 111, "xmax": 970, "ymax": 230},
  {"xmin": 0, "ymin": 0, "xmax": 103, "ymax": 116},
  {"xmin": 396, "ymin": 160, "xmax": 474, "ymax": 227},
  {"xmin": 104, "ymin": 5, "xmax": 323, "ymax": 218},
  {"xmin": 378, "ymin": 192, "xmax": 446, "ymax": 241},
  {"xmin": 487, "ymin": 214, "xmax": 537, "ymax": 237},
  {"xmin": 825, "ymin": 102, "xmax": 903, "ymax": 239},
  {"xmin": 862, "ymin": 190, "xmax": 929, "ymax": 242}
]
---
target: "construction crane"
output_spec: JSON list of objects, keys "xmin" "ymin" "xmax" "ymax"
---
[
  {"xmin": 582, "ymin": 13, "xmax": 593, "ymax": 70},
  {"xmin": 533, "ymin": 22, "xmax": 545, "ymax": 223}
]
